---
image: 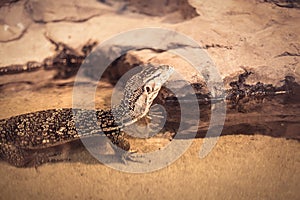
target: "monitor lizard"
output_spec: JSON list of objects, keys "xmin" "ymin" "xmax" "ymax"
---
[{"xmin": 0, "ymin": 64, "xmax": 174, "ymax": 167}]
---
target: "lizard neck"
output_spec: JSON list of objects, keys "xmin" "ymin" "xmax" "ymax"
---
[{"xmin": 109, "ymin": 100, "xmax": 137, "ymax": 127}]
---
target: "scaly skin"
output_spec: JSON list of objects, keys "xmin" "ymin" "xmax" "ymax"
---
[
  {"xmin": 0, "ymin": 108, "xmax": 129, "ymax": 167},
  {"xmin": 0, "ymin": 64, "xmax": 174, "ymax": 167}
]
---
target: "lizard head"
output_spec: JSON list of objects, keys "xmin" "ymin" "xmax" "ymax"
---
[{"xmin": 121, "ymin": 64, "xmax": 174, "ymax": 125}]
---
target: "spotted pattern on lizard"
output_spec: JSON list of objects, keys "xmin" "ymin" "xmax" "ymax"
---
[{"xmin": 0, "ymin": 64, "xmax": 174, "ymax": 167}]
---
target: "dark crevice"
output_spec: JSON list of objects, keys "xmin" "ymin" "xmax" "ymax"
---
[
  {"xmin": 0, "ymin": 27, "xmax": 28, "ymax": 43},
  {"xmin": 261, "ymin": 0, "xmax": 300, "ymax": 9},
  {"xmin": 0, "ymin": 80, "xmax": 33, "ymax": 88},
  {"xmin": 0, "ymin": 35, "xmax": 97, "ymax": 78},
  {"xmin": 29, "ymin": 13, "xmax": 103, "ymax": 24},
  {"xmin": 202, "ymin": 44, "xmax": 233, "ymax": 50},
  {"xmin": 275, "ymin": 51, "xmax": 300, "ymax": 57},
  {"xmin": 124, "ymin": 43, "xmax": 233, "ymax": 53},
  {"xmin": 0, "ymin": 0, "xmax": 19, "ymax": 7}
]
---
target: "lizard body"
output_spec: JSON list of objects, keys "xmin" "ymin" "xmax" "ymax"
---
[{"xmin": 0, "ymin": 64, "xmax": 174, "ymax": 167}]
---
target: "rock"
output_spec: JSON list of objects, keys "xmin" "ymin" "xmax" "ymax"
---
[
  {"xmin": 25, "ymin": 0, "xmax": 113, "ymax": 23},
  {"xmin": 0, "ymin": 0, "xmax": 30, "ymax": 42}
]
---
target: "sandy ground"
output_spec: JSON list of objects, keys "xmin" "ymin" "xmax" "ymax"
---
[
  {"xmin": 0, "ymin": 135, "xmax": 299, "ymax": 200},
  {"xmin": 0, "ymin": 0, "xmax": 299, "ymax": 199}
]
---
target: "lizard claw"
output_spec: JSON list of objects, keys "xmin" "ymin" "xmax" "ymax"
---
[{"xmin": 121, "ymin": 151, "xmax": 144, "ymax": 164}]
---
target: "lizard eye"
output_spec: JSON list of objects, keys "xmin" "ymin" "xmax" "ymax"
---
[{"xmin": 145, "ymin": 86, "xmax": 152, "ymax": 93}]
